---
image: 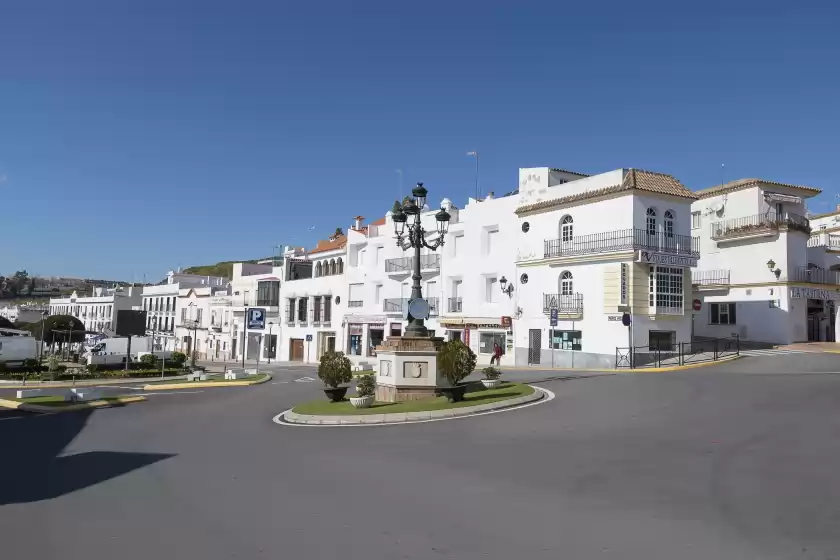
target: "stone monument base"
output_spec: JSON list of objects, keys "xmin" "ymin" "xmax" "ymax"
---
[{"xmin": 374, "ymin": 335, "xmax": 444, "ymax": 403}]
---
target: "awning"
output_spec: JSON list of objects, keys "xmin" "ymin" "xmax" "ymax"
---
[
  {"xmin": 344, "ymin": 314, "xmax": 388, "ymax": 325},
  {"xmin": 764, "ymin": 192, "xmax": 802, "ymax": 204}
]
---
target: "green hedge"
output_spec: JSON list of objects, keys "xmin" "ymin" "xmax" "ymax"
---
[{"xmin": 0, "ymin": 368, "xmax": 184, "ymax": 381}]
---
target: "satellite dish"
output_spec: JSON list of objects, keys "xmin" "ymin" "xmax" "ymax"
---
[
  {"xmin": 407, "ymin": 298, "xmax": 430, "ymax": 320},
  {"xmin": 708, "ymin": 201, "xmax": 724, "ymax": 214}
]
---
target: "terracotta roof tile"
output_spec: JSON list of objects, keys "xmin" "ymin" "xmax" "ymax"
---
[
  {"xmin": 371, "ymin": 217, "xmax": 387, "ymax": 226},
  {"xmin": 550, "ymin": 168, "xmax": 590, "ymax": 177},
  {"xmin": 309, "ymin": 234, "xmax": 347, "ymax": 255},
  {"xmin": 696, "ymin": 178, "xmax": 822, "ymax": 199},
  {"xmin": 516, "ymin": 168, "xmax": 696, "ymax": 215}
]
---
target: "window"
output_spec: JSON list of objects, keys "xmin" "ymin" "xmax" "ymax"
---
[
  {"xmin": 196, "ymin": 308, "xmax": 203, "ymax": 325},
  {"xmin": 313, "ymin": 296, "xmax": 322, "ymax": 323},
  {"xmin": 559, "ymin": 271, "xmax": 574, "ymax": 295},
  {"xmin": 337, "ymin": 258, "xmax": 344, "ymax": 274},
  {"xmin": 549, "ymin": 329, "xmax": 582, "ymax": 351},
  {"xmin": 453, "ymin": 233, "xmax": 464, "ymax": 257},
  {"xmin": 257, "ymin": 281, "xmax": 280, "ymax": 306},
  {"xmin": 710, "ymin": 302, "xmax": 737, "ymax": 325},
  {"xmin": 775, "ymin": 202, "xmax": 783, "ymax": 217},
  {"xmin": 390, "ymin": 322, "xmax": 402, "ymax": 337},
  {"xmin": 348, "ymin": 283, "xmax": 364, "ymax": 307},
  {"xmin": 479, "ymin": 332, "xmax": 506, "ymax": 355},
  {"xmin": 286, "ymin": 298, "xmax": 296, "ymax": 322},
  {"xmin": 315, "ymin": 262, "xmax": 322, "ymax": 277},
  {"xmin": 648, "ymin": 266, "xmax": 683, "ymax": 314},
  {"xmin": 368, "ymin": 327, "xmax": 384, "ymax": 357},
  {"xmin": 181, "ymin": 308, "xmax": 187, "ymax": 322},
  {"xmin": 376, "ymin": 247, "xmax": 383, "ymax": 265},
  {"xmin": 691, "ymin": 211, "xmax": 701, "ymax": 229},
  {"xmin": 664, "ymin": 210, "xmax": 674, "ymax": 238},
  {"xmin": 560, "ymin": 215, "xmax": 574, "ymax": 242},
  {"xmin": 486, "ymin": 229, "xmax": 499, "ymax": 255},
  {"xmin": 329, "ymin": 259, "xmax": 336, "ymax": 275},
  {"xmin": 649, "ymin": 330, "xmax": 675, "ymax": 351},
  {"xmin": 323, "ymin": 296, "xmax": 332, "ymax": 323},
  {"xmin": 646, "ymin": 207, "xmax": 657, "ymax": 236},
  {"xmin": 486, "ymin": 277, "xmax": 498, "ymax": 303},
  {"xmin": 297, "ymin": 298, "xmax": 308, "ymax": 322}
]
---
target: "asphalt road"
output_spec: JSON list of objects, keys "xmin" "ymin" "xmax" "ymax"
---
[{"xmin": 2, "ymin": 355, "xmax": 840, "ymax": 559}]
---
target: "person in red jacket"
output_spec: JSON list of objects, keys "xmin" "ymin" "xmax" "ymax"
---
[{"xmin": 490, "ymin": 342, "xmax": 503, "ymax": 365}]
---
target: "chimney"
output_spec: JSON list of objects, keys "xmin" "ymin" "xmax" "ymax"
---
[
  {"xmin": 353, "ymin": 216, "xmax": 364, "ymax": 230},
  {"xmin": 486, "ymin": 191, "xmax": 495, "ymax": 200},
  {"xmin": 835, "ymin": 204, "xmax": 840, "ymax": 212}
]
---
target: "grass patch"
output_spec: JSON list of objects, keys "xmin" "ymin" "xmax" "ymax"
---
[
  {"xmin": 352, "ymin": 369, "xmax": 375, "ymax": 377},
  {"xmin": 146, "ymin": 373, "xmax": 269, "ymax": 386},
  {"xmin": 15, "ymin": 396, "xmax": 134, "ymax": 408},
  {"xmin": 292, "ymin": 382, "xmax": 534, "ymax": 416}
]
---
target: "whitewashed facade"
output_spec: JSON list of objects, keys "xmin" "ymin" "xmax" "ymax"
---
[
  {"xmin": 690, "ymin": 178, "xmax": 828, "ymax": 344},
  {"xmin": 515, "ymin": 168, "xmax": 699, "ymax": 368},
  {"xmin": 227, "ymin": 262, "xmax": 283, "ymax": 364},
  {"xmin": 49, "ymin": 286, "xmax": 144, "ymax": 334}
]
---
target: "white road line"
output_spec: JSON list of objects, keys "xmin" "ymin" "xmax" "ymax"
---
[
  {"xmin": 135, "ymin": 390, "xmax": 206, "ymax": 396},
  {"xmin": 294, "ymin": 377, "xmax": 315, "ymax": 383},
  {"xmin": 271, "ymin": 381, "xmax": 289, "ymax": 385},
  {"xmin": 0, "ymin": 415, "xmax": 30, "ymax": 422},
  {"xmin": 272, "ymin": 386, "xmax": 556, "ymax": 428},
  {"xmin": 98, "ymin": 386, "xmax": 145, "ymax": 390}
]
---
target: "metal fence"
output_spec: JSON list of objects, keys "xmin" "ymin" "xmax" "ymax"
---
[
  {"xmin": 544, "ymin": 228, "xmax": 699, "ymax": 259},
  {"xmin": 790, "ymin": 266, "xmax": 840, "ymax": 285},
  {"xmin": 615, "ymin": 335, "xmax": 739, "ymax": 369}
]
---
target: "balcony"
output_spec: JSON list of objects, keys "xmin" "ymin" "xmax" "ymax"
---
[
  {"xmin": 692, "ymin": 269, "xmax": 730, "ymax": 287},
  {"xmin": 385, "ymin": 254, "xmax": 441, "ymax": 275},
  {"xmin": 348, "ymin": 300, "xmax": 364, "ymax": 308},
  {"xmin": 543, "ymin": 228, "xmax": 699, "ymax": 259},
  {"xmin": 790, "ymin": 267, "xmax": 840, "ymax": 286},
  {"xmin": 448, "ymin": 297, "xmax": 463, "ymax": 313},
  {"xmin": 542, "ymin": 293, "xmax": 584, "ymax": 316},
  {"xmin": 807, "ymin": 233, "xmax": 840, "ymax": 250},
  {"xmin": 383, "ymin": 298, "xmax": 439, "ymax": 316},
  {"xmin": 710, "ymin": 212, "xmax": 810, "ymax": 241}
]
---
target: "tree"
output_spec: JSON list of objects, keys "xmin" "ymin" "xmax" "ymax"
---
[
  {"xmin": 8, "ymin": 270, "xmax": 28, "ymax": 297},
  {"xmin": 25, "ymin": 315, "xmax": 85, "ymax": 344},
  {"xmin": 333, "ymin": 227, "xmax": 344, "ymax": 237},
  {"xmin": 0, "ymin": 317, "xmax": 14, "ymax": 330},
  {"xmin": 317, "ymin": 351, "xmax": 352, "ymax": 388}
]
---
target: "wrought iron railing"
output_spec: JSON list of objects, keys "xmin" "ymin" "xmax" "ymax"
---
[
  {"xmin": 544, "ymin": 228, "xmax": 699, "ymax": 258},
  {"xmin": 616, "ymin": 335, "xmax": 739, "ymax": 368},
  {"xmin": 385, "ymin": 254, "xmax": 441, "ymax": 273},
  {"xmin": 347, "ymin": 300, "xmax": 363, "ymax": 308},
  {"xmin": 383, "ymin": 297, "xmax": 438, "ymax": 315},
  {"xmin": 710, "ymin": 212, "xmax": 810, "ymax": 240},
  {"xmin": 807, "ymin": 233, "xmax": 840, "ymax": 249},
  {"xmin": 692, "ymin": 269, "xmax": 730, "ymax": 286},
  {"xmin": 790, "ymin": 267, "xmax": 840, "ymax": 285},
  {"xmin": 542, "ymin": 293, "xmax": 584, "ymax": 314},
  {"xmin": 448, "ymin": 297, "xmax": 463, "ymax": 313}
]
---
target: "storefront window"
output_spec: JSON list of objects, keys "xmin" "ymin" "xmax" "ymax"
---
[
  {"xmin": 348, "ymin": 324, "xmax": 363, "ymax": 355},
  {"xmin": 368, "ymin": 327, "xmax": 384, "ymax": 356},
  {"xmin": 479, "ymin": 332, "xmax": 506, "ymax": 355},
  {"xmin": 390, "ymin": 323, "xmax": 402, "ymax": 337},
  {"xmin": 550, "ymin": 330, "xmax": 582, "ymax": 351}
]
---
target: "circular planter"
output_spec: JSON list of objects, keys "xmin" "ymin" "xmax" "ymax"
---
[
  {"xmin": 439, "ymin": 384, "xmax": 467, "ymax": 403},
  {"xmin": 481, "ymin": 378, "xmax": 501, "ymax": 389},
  {"xmin": 323, "ymin": 387, "xmax": 348, "ymax": 402},
  {"xmin": 350, "ymin": 395, "xmax": 374, "ymax": 408}
]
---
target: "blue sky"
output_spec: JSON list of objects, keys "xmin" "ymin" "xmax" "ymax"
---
[{"xmin": 1, "ymin": 0, "xmax": 838, "ymax": 281}]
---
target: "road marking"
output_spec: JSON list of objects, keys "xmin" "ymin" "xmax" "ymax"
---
[
  {"xmin": 294, "ymin": 377, "xmax": 315, "ymax": 383},
  {"xmin": 0, "ymin": 415, "xmax": 30, "ymax": 422},
  {"xmin": 271, "ymin": 381, "xmax": 289, "ymax": 385},
  {"xmin": 272, "ymin": 386, "xmax": 556, "ymax": 428},
  {"xmin": 740, "ymin": 349, "xmax": 818, "ymax": 357},
  {"xmin": 135, "ymin": 390, "xmax": 206, "ymax": 396},
  {"xmin": 98, "ymin": 386, "xmax": 145, "ymax": 390}
]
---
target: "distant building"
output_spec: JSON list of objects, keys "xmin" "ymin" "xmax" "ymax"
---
[{"xmin": 49, "ymin": 286, "xmax": 144, "ymax": 334}]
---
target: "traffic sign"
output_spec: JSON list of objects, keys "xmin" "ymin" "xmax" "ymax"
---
[
  {"xmin": 247, "ymin": 308, "xmax": 266, "ymax": 330},
  {"xmin": 692, "ymin": 299, "xmax": 702, "ymax": 311},
  {"xmin": 549, "ymin": 308, "xmax": 558, "ymax": 327},
  {"xmin": 305, "ymin": 334, "xmax": 313, "ymax": 342},
  {"xmin": 621, "ymin": 313, "xmax": 631, "ymax": 327}
]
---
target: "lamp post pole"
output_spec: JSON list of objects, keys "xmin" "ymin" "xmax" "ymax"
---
[
  {"xmin": 187, "ymin": 302, "xmax": 198, "ymax": 369},
  {"xmin": 391, "ymin": 183, "xmax": 451, "ymax": 338},
  {"xmin": 268, "ymin": 321, "xmax": 274, "ymax": 364},
  {"xmin": 242, "ymin": 290, "xmax": 249, "ymax": 369}
]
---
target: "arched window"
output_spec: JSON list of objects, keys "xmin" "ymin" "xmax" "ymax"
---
[
  {"xmin": 646, "ymin": 208, "xmax": 657, "ymax": 236},
  {"xmin": 560, "ymin": 215, "xmax": 574, "ymax": 243},
  {"xmin": 329, "ymin": 259, "xmax": 336, "ymax": 275},
  {"xmin": 337, "ymin": 257, "xmax": 344, "ymax": 274},
  {"xmin": 559, "ymin": 271, "xmax": 574, "ymax": 296},
  {"xmin": 664, "ymin": 210, "xmax": 674, "ymax": 238},
  {"xmin": 315, "ymin": 262, "xmax": 322, "ymax": 277}
]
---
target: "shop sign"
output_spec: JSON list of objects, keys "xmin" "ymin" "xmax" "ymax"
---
[
  {"xmin": 789, "ymin": 287, "xmax": 834, "ymax": 300},
  {"xmin": 349, "ymin": 324, "xmax": 363, "ymax": 335},
  {"xmin": 636, "ymin": 251, "xmax": 698, "ymax": 268},
  {"xmin": 500, "ymin": 316, "xmax": 512, "ymax": 328},
  {"xmin": 620, "ymin": 263, "xmax": 628, "ymax": 305}
]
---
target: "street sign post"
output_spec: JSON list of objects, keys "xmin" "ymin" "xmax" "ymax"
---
[
  {"xmin": 247, "ymin": 308, "xmax": 266, "ymax": 330},
  {"xmin": 549, "ymin": 308, "xmax": 558, "ymax": 327}
]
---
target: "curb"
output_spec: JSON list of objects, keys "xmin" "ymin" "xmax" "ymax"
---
[
  {"xmin": 281, "ymin": 385, "xmax": 545, "ymax": 426},
  {"xmin": 498, "ymin": 354, "xmax": 743, "ymax": 374},
  {"xmin": 0, "ymin": 395, "xmax": 147, "ymax": 414},
  {"xmin": 141, "ymin": 373, "xmax": 273, "ymax": 391}
]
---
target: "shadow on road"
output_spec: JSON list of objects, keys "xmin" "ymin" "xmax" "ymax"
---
[{"xmin": 0, "ymin": 409, "xmax": 174, "ymax": 505}]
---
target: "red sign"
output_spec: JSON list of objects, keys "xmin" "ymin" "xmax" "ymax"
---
[
  {"xmin": 500, "ymin": 316, "xmax": 512, "ymax": 328},
  {"xmin": 692, "ymin": 299, "xmax": 702, "ymax": 311},
  {"xmin": 464, "ymin": 327, "xmax": 470, "ymax": 347}
]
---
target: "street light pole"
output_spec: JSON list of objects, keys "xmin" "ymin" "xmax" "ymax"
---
[
  {"xmin": 391, "ymin": 183, "xmax": 451, "ymax": 338},
  {"xmin": 187, "ymin": 302, "xmax": 197, "ymax": 369},
  {"xmin": 242, "ymin": 290, "xmax": 249, "ymax": 369}
]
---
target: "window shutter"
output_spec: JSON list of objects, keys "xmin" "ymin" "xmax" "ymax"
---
[
  {"xmin": 711, "ymin": 304, "xmax": 719, "ymax": 324},
  {"xmin": 729, "ymin": 303, "xmax": 736, "ymax": 325}
]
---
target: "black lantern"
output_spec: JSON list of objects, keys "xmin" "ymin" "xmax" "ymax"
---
[
  {"xmin": 435, "ymin": 207, "xmax": 451, "ymax": 236},
  {"xmin": 392, "ymin": 207, "xmax": 407, "ymax": 236},
  {"xmin": 412, "ymin": 182, "xmax": 428, "ymax": 209}
]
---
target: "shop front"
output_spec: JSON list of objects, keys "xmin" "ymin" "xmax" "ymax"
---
[
  {"xmin": 438, "ymin": 316, "xmax": 515, "ymax": 366},
  {"xmin": 344, "ymin": 314, "xmax": 390, "ymax": 370}
]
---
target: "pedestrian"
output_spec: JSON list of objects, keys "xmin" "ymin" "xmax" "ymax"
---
[{"xmin": 490, "ymin": 342, "xmax": 502, "ymax": 365}]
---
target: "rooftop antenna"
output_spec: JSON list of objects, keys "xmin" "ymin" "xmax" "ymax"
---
[{"xmin": 467, "ymin": 151, "xmax": 479, "ymax": 199}]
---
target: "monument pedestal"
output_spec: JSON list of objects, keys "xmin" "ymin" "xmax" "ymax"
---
[{"xmin": 374, "ymin": 336, "xmax": 444, "ymax": 402}]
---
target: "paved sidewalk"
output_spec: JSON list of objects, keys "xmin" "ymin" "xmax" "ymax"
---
[{"xmin": 0, "ymin": 373, "xmax": 192, "ymax": 389}]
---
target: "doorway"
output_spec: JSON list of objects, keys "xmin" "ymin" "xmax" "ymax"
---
[
  {"xmin": 289, "ymin": 338, "xmax": 305, "ymax": 361},
  {"xmin": 528, "ymin": 329, "xmax": 541, "ymax": 365}
]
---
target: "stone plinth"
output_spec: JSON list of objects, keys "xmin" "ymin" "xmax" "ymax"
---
[{"xmin": 374, "ymin": 336, "xmax": 444, "ymax": 403}]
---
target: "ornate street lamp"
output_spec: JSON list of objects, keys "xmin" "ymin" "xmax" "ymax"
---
[{"xmin": 392, "ymin": 182, "xmax": 451, "ymax": 337}]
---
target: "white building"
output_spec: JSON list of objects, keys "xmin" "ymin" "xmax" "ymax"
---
[
  {"xmin": 515, "ymin": 168, "xmax": 699, "ymax": 368},
  {"xmin": 49, "ymin": 286, "xmax": 144, "ymax": 334},
  {"xmin": 690, "ymin": 178, "xmax": 826, "ymax": 344},
  {"xmin": 142, "ymin": 271, "xmax": 228, "ymax": 352},
  {"xmin": 279, "ymin": 233, "xmax": 348, "ymax": 364},
  {"xmin": 0, "ymin": 303, "xmax": 48, "ymax": 324},
  {"xmin": 226, "ymin": 262, "xmax": 283, "ymax": 364}
]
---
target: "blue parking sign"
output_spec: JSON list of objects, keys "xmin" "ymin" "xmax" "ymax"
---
[{"xmin": 247, "ymin": 308, "xmax": 266, "ymax": 330}]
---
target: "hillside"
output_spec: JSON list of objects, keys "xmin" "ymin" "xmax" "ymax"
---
[{"xmin": 182, "ymin": 258, "xmax": 270, "ymax": 279}]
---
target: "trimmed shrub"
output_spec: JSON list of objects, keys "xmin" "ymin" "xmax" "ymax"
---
[
  {"xmin": 317, "ymin": 351, "xmax": 352, "ymax": 388},
  {"xmin": 438, "ymin": 340, "xmax": 477, "ymax": 386},
  {"xmin": 355, "ymin": 374, "xmax": 376, "ymax": 397},
  {"xmin": 169, "ymin": 352, "xmax": 187, "ymax": 369}
]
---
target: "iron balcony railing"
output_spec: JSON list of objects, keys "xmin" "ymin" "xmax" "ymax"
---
[
  {"xmin": 691, "ymin": 269, "xmax": 730, "ymax": 286},
  {"xmin": 710, "ymin": 212, "xmax": 810, "ymax": 240},
  {"xmin": 542, "ymin": 293, "xmax": 584, "ymax": 314},
  {"xmin": 448, "ymin": 297, "xmax": 463, "ymax": 313},
  {"xmin": 790, "ymin": 267, "xmax": 840, "ymax": 285},
  {"xmin": 383, "ymin": 297, "xmax": 439, "ymax": 316},
  {"xmin": 347, "ymin": 300, "xmax": 363, "ymax": 308},
  {"xmin": 807, "ymin": 233, "xmax": 840, "ymax": 249},
  {"xmin": 385, "ymin": 254, "xmax": 441, "ymax": 273},
  {"xmin": 544, "ymin": 228, "xmax": 699, "ymax": 259}
]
